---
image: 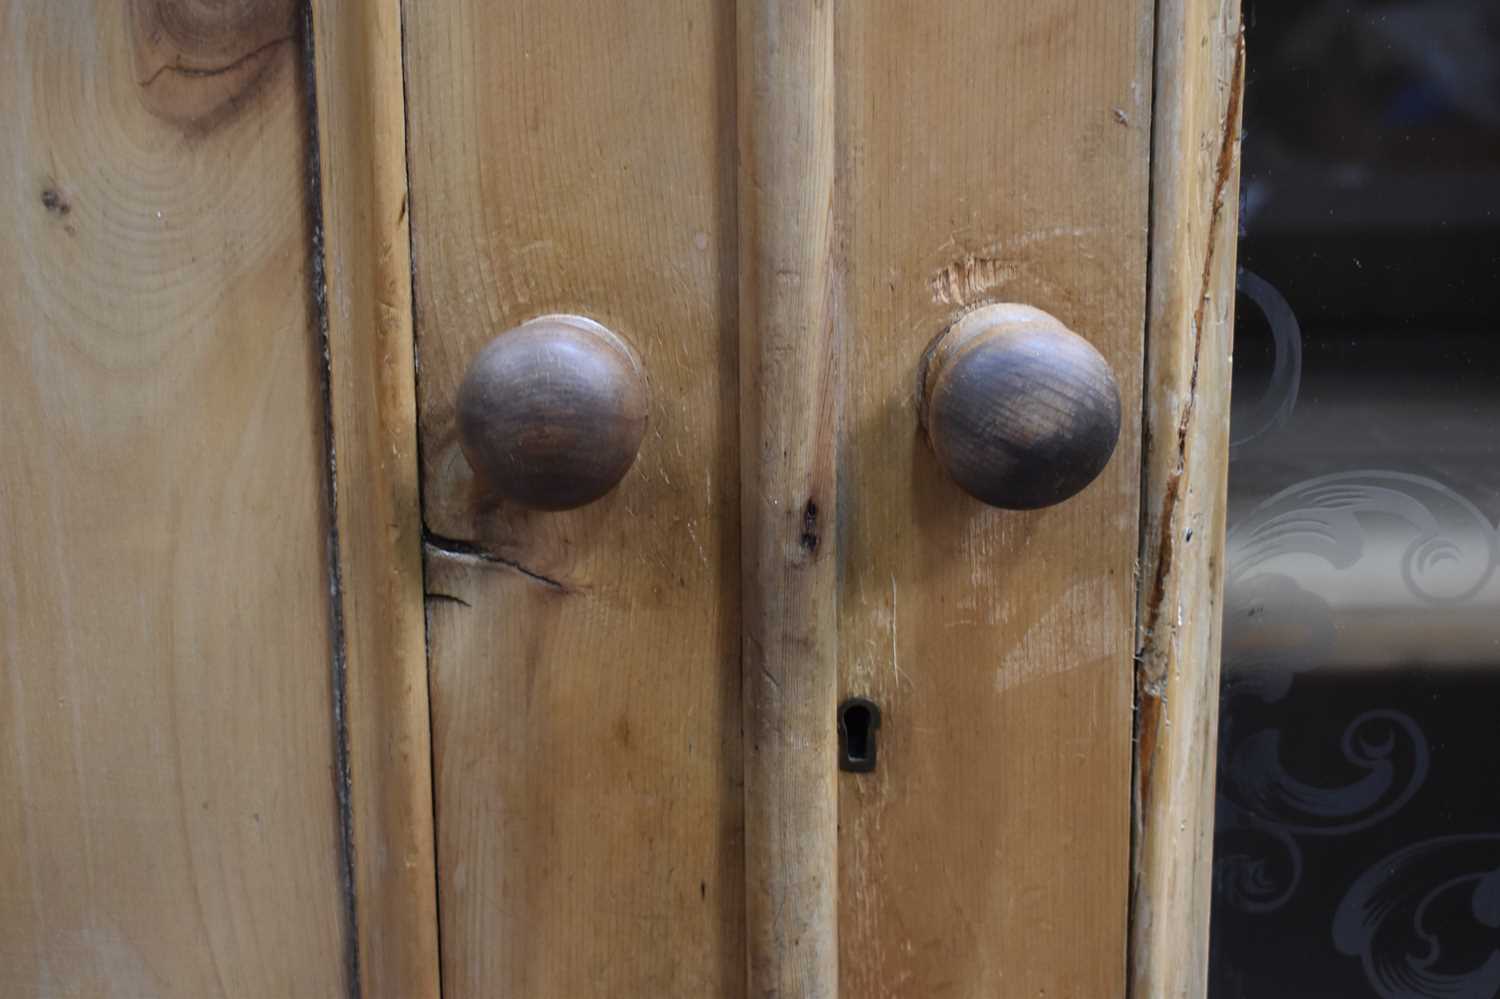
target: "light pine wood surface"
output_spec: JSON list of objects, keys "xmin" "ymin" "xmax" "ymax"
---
[
  {"xmin": 403, "ymin": 0, "xmax": 744, "ymax": 995},
  {"xmin": 0, "ymin": 0, "xmax": 1237, "ymax": 992},
  {"xmin": 0, "ymin": 1, "xmax": 349, "ymax": 993},
  {"xmin": 403, "ymin": 2, "xmax": 1189, "ymax": 996},
  {"xmin": 737, "ymin": 1, "xmax": 841, "ymax": 995},
  {"xmin": 1132, "ymin": 1, "xmax": 1243, "ymax": 995},
  {"xmin": 833, "ymin": 1, "xmax": 1155, "ymax": 995},
  {"xmin": 308, "ymin": 1, "xmax": 441, "ymax": 996}
]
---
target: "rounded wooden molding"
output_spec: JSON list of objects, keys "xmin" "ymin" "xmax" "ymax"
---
[
  {"xmin": 918, "ymin": 303, "xmax": 1121, "ymax": 510},
  {"xmin": 456, "ymin": 315, "xmax": 648, "ymax": 511}
]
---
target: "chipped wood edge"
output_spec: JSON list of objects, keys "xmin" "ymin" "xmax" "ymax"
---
[
  {"xmin": 1130, "ymin": 1, "xmax": 1244, "ymax": 997},
  {"xmin": 738, "ymin": 0, "xmax": 841, "ymax": 995},
  {"xmin": 308, "ymin": 2, "xmax": 441, "ymax": 997}
]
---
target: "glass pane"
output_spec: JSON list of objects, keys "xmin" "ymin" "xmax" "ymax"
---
[{"xmin": 1209, "ymin": 2, "xmax": 1500, "ymax": 996}]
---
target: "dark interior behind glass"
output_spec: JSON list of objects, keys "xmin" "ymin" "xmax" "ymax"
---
[{"xmin": 1209, "ymin": 1, "xmax": 1500, "ymax": 996}]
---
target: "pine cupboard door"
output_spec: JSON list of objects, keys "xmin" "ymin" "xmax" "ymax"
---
[
  {"xmin": 403, "ymin": 0, "xmax": 1240, "ymax": 997},
  {"xmin": 406, "ymin": 3, "xmax": 745, "ymax": 994},
  {"xmin": 0, "ymin": 0, "xmax": 1236, "ymax": 996}
]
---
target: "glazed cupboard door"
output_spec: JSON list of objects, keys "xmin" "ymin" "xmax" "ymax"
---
[{"xmin": 403, "ymin": 3, "xmax": 1239, "ymax": 999}]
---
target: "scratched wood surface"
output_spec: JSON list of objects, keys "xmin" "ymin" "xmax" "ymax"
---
[
  {"xmin": 402, "ymin": 0, "xmax": 743, "ymax": 994},
  {"xmin": 1131, "ymin": 1, "xmax": 1242, "ymax": 996},
  {"xmin": 0, "ymin": 2, "xmax": 349, "ymax": 994},
  {"xmin": 834, "ymin": 1, "xmax": 1155, "ymax": 995}
]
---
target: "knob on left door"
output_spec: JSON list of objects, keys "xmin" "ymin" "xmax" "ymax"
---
[{"xmin": 456, "ymin": 315, "xmax": 649, "ymax": 511}]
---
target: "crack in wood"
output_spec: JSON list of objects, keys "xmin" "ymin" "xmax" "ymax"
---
[
  {"xmin": 421, "ymin": 533, "xmax": 571, "ymax": 593},
  {"xmin": 136, "ymin": 32, "xmax": 295, "ymax": 87},
  {"xmin": 1137, "ymin": 25, "xmax": 1245, "ymax": 678},
  {"xmin": 1133, "ymin": 25, "xmax": 1244, "ymax": 834}
]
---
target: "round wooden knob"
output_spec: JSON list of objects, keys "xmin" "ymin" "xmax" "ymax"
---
[
  {"xmin": 918, "ymin": 304, "xmax": 1121, "ymax": 510},
  {"xmin": 457, "ymin": 315, "xmax": 648, "ymax": 511}
]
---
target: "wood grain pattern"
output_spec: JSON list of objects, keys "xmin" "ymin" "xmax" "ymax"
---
[
  {"xmin": 0, "ymin": 3, "xmax": 347, "ymax": 994},
  {"xmin": 920, "ymin": 303, "xmax": 1123, "ymax": 511},
  {"xmin": 737, "ymin": 1, "xmax": 840, "ymax": 995},
  {"xmin": 1130, "ymin": 2, "xmax": 1242, "ymax": 996},
  {"xmin": 834, "ymin": 2, "xmax": 1154, "ymax": 995},
  {"xmin": 402, "ymin": 0, "xmax": 743, "ymax": 994},
  {"xmin": 128, "ymin": 0, "xmax": 297, "ymax": 127},
  {"xmin": 307, "ymin": 0, "xmax": 441, "ymax": 995}
]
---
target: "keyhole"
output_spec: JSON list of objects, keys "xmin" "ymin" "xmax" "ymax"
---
[{"xmin": 838, "ymin": 697, "xmax": 881, "ymax": 773}]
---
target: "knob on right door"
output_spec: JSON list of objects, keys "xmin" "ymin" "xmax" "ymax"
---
[{"xmin": 918, "ymin": 303, "xmax": 1121, "ymax": 510}]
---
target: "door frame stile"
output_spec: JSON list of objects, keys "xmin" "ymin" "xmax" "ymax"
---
[
  {"xmin": 308, "ymin": 2, "xmax": 442, "ymax": 996},
  {"xmin": 1130, "ymin": 1, "xmax": 1244, "ymax": 995}
]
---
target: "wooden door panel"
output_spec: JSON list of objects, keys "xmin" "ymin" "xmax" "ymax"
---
[
  {"xmin": 403, "ymin": 2, "xmax": 1222, "ymax": 996},
  {"xmin": 834, "ymin": 2, "xmax": 1153, "ymax": 995},
  {"xmin": 402, "ymin": 2, "xmax": 743, "ymax": 995},
  {"xmin": 0, "ymin": 3, "xmax": 348, "ymax": 993}
]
